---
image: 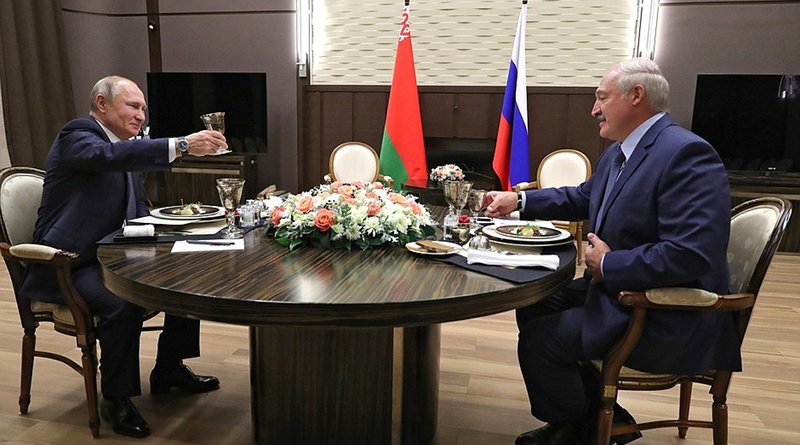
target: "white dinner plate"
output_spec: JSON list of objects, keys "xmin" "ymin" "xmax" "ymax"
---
[
  {"xmin": 405, "ymin": 241, "xmax": 461, "ymax": 256},
  {"xmin": 150, "ymin": 205, "xmax": 225, "ymax": 220},
  {"xmin": 487, "ymin": 237, "xmax": 574, "ymax": 248},
  {"xmin": 482, "ymin": 225, "xmax": 572, "ymax": 244}
]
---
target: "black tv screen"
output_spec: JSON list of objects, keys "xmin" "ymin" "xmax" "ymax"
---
[
  {"xmin": 691, "ymin": 74, "xmax": 800, "ymax": 174},
  {"xmin": 146, "ymin": 72, "xmax": 267, "ymax": 153}
]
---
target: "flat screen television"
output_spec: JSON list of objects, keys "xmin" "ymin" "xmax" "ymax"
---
[
  {"xmin": 146, "ymin": 72, "xmax": 267, "ymax": 153},
  {"xmin": 691, "ymin": 74, "xmax": 800, "ymax": 175}
]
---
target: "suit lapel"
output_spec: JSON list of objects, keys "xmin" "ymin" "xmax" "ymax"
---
[{"xmin": 596, "ymin": 115, "xmax": 675, "ymax": 232}]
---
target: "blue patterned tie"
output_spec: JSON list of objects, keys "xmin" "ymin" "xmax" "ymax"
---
[{"xmin": 595, "ymin": 148, "xmax": 625, "ymax": 229}]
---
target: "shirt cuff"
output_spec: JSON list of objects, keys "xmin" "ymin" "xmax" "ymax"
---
[
  {"xmin": 168, "ymin": 138, "xmax": 177, "ymax": 163},
  {"xmin": 600, "ymin": 252, "xmax": 607, "ymax": 280},
  {"xmin": 518, "ymin": 191, "xmax": 527, "ymax": 210}
]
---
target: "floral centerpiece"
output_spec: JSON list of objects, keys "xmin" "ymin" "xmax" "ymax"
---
[
  {"xmin": 267, "ymin": 181, "xmax": 436, "ymax": 250},
  {"xmin": 429, "ymin": 164, "xmax": 464, "ymax": 186}
]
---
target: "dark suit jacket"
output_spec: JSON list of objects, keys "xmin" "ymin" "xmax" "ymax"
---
[
  {"xmin": 521, "ymin": 114, "xmax": 740, "ymax": 374},
  {"xmin": 20, "ymin": 117, "xmax": 171, "ymax": 302}
]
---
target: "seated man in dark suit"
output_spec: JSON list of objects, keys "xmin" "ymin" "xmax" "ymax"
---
[
  {"xmin": 20, "ymin": 75, "xmax": 229, "ymax": 438},
  {"xmin": 485, "ymin": 59, "xmax": 738, "ymax": 445}
]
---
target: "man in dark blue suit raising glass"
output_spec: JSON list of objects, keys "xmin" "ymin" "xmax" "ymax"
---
[
  {"xmin": 20, "ymin": 76, "xmax": 228, "ymax": 438},
  {"xmin": 485, "ymin": 59, "xmax": 737, "ymax": 445}
]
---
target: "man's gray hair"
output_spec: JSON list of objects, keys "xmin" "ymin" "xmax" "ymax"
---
[
  {"xmin": 616, "ymin": 58, "xmax": 670, "ymax": 113},
  {"xmin": 89, "ymin": 75, "xmax": 129, "ymax": 115}
]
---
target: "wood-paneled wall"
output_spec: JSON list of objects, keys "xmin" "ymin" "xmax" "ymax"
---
[{"xmin": 300, "ymin": 85, "xmax": 607, "ymax": 191}]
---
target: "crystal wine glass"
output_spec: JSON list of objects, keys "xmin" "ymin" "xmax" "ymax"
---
[
  {"xmin": 216, "ymin": 177, "xmax": 246, "ymax": 238},
  {"xmin": 467, "ymin": 188, "xmax": 487, "ymax": 227},
  {"xmin": 442, "ymin": 180, "xmax": 472, "ymax": 239},
  {"xmin": 200, "ymin": 112, "xmax": 226, "ymax": 134}
]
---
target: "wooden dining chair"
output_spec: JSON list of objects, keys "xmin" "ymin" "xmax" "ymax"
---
[
  {"xmin": 594, "ymin": 197, "xmax": 792, "ymax": 445},
  {"xmin": 513, "ymin": 148, "xmax": 592, "ymax": 264},
  {"xmin": 0, "ymin": 166, "xmax": 160, "ymax": 438},
  {"xmin": 323, "ymin": 141, "xmax": 394, "ymax": 189}
]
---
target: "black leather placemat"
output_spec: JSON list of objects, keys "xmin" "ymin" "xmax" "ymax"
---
[{"xmin": 430, "ymin": 243, "xmax": 575, "ymax": 284}]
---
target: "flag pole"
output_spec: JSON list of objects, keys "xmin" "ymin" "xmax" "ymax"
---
[{"xmin": 405, "ymin": 0, "xmax": 409, "ymax": 6}]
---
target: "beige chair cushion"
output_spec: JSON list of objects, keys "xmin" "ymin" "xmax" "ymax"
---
[
  {"xmin": 728, "ymin": 205, "xmax": 780, "ymax": 293},
  {"xmin": 538, "ymin": 150, "xmax": 591, "ymax": 189},
  {"xmin": 1, "ymin": 173, "xmax": 44, "ymax": 245},
  {"xmin": 330, "ymin": 142, "xmax": 379, "ymax": 183}
]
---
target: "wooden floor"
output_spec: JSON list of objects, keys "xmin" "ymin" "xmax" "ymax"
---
[{"xmin": 0, "ymin": 250, "xmax": 798, "ymax": 444}]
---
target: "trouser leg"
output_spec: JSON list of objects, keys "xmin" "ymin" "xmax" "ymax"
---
[
  {"xmin": 516, "ymin": 277, "xmax": 589, "ymax": 330},
  {"xmin": 72, "ymin": 265, "xmax": 145, "ymax": 398},
  {"xmin": 153, "ymin": 314, "xmax": 200, "ymax": 370}
]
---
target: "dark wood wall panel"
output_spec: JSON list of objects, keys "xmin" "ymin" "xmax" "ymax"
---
[
  {"xmin": 420, "ymin": 94, "xmax": 456, "ymax": 138},
  {"xmin": 303, "ymin": 92, "xmax": 323, "ymax": 188},
  {"xmin": 353, "ymin": 92, "xmax": 388, "ymax": 150},
  {"xmin": 321, "ymin": 92, "xmax": 355, "ymax": 178},
  {"xmin": 300, "ymin": 85, "xmax": 604, "ymax": 191}
]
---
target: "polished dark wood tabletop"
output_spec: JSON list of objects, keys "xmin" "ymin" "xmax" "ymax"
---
[{"xmin": 97, "ymin": 215, "xmax": 576, "ymax": 328}]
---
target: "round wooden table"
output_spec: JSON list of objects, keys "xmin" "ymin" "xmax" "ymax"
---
[{"xmin": 97, "ymin": 222, "xmax": 575, "ymax": 445}]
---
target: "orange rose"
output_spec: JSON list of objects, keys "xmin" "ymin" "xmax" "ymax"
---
[
  {"xmin": 339, "ymin": 185, "xmax": 355, "ymax": 196},
  {"xmin": 270, "ymin": 207, "xmax": 284, "ymax": 226},
  {"xmin": 296, "ymin": 195, "xmax": 314, "ymax": 213},
  {"xmin": 365, "ymin": 192, "xmax": 379, "ymax": 200},
  {"xmin": 314, "ymin": 208, "xmax": 336, "ymax": 232},
  {"xmin": 388, "ymin": 193, "xmax": 408, "ymax": 204},
  {"xmin": 367, "ymin": 201, "xmax": 382, "ymax": 216},
  {"xmin": 408, "ymin": 202, "xmax": 423, "ymax": 215}
]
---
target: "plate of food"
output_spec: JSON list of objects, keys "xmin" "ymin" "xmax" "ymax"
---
[
  {"xmin": 494, "ymin": 223, "xmax": 562, "ymax": 240},
  {"xmin": 405, "ymin": 240, "xmax": 461, "ymax": 256},
  {"xmin": 151, "ymin": 203, "xmax": 225, "ymax": 220},
  {"xmin": 482, "ymin": 224, "xmax": 571, "ymax": 244}
]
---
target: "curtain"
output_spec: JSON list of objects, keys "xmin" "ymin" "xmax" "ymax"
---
[{"xmin": 0, "ymin": 0, "xmax": 74, "ymax": 168}]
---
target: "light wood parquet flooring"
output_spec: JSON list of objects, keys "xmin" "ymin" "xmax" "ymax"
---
[{"xmin": 0, "ymin": 250, "xmax": 798, "ymax": 444}]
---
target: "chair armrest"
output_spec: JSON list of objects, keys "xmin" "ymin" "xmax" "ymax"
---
[
  {"xmin": 618, "ymin": 288, "xmax": 755, "ymax": 312},
  {"xmin": 378, "ymin": 174, "xmax": 395, "ymax": 190},
  {"xmin": 323, "ymin": 174, "xmax": 333, "ymax": 184},
  {"xmin": 512, "ymin": 181, "xmax": 539, "ymax": 192},
  {"xmin": 8, "ymin": 243, "xmax": 78, "ymax": 264}
]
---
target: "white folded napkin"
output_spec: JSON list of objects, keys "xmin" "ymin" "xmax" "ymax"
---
[
  {"xmin": 123, "ymin": 224, "xmax": 154, "ymax": 237},
  {"xmin": 466, "ymin": 249, "xmax": 560, "ymax": 270}
]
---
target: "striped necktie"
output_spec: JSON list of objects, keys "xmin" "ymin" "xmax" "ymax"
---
[{"xmin": 595, "ymin": 148, "xmax": 625, "ymax": 229}]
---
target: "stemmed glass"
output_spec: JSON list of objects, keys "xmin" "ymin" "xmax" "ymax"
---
[
  {"xmin": 200, "ymin": 112, "xmax": 226, "ymax": 134},
  {"xmin": 467, "ymin": 189, "xmax": 487, "ymax": 228},
  {"xmin": 442, "ymin": 180, "xmax": 472, "ymax": 239},
  {"xmin": 216, "ymin": 178, "xmax": 246, "ymax": 238}
]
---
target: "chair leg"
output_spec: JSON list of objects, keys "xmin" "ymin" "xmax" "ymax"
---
[
  {"xmin": 678, "ymin": 380, "xmax": 692, "ymax": 438},
  {"xmin": 596, "ymin": 390, "xmax": 615, "ymax": 445},
  {"xmin": 19, "ymin": 330, "xmax": 35, "ymax": 414},
  {"xmin": 711, "ymin": 372, "xmax": 732, "ymax": 445},
  {"xmin": 80, "ymin": 344, "xmax": 101, "ymax": 437}
]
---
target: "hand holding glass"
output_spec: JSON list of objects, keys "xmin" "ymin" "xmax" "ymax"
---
[{"xmin": 216, "ymin": 178, "xmax": 246, "ymax": 238}]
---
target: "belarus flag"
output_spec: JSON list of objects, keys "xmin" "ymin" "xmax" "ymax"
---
[
  {"xmin": 379, "ymin": 4, "xmax": 427, "ymax": 190},
  {"xmin": 492, "ymin": 1, "xmax": 530, "ymax": 191}
]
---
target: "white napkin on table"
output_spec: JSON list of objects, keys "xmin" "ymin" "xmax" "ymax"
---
[
  {"xmin": 466, "ymin": 249, "xmax": 560, "ymax": 270},
  {"xmin": 122, "ymin": 224, "xmax": 154, "ymax": 237}
]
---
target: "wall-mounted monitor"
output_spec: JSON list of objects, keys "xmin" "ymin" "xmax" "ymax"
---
[
  {"xmin": 691, "ymin": 74, "xmax": 800, "ymax": 175},
  {"xmin": 146, "ymin": 72, "xmax": 267, "ymax": 154}
]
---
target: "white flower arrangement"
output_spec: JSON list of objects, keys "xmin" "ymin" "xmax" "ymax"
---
[
  {"xmin": 430, "ymin": 164, "xmax": 464, "ymax": 184},
  {"xmin": 267, "ymin": 181, "xmax": 436, "ymax": 250}
]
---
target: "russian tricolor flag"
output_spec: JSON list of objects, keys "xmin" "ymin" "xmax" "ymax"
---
[{"xmin": 493, "ymin": 1, "xmax": 529, "ymax": 191}]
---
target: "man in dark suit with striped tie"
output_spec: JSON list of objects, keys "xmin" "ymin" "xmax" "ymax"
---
[
  {"xmin": 485, "ymin": 59, "xmax": 736, "ymax": 445},
  {"xmin": 20, "ymin": 76, "xmax": 228, "ymax": 438}
]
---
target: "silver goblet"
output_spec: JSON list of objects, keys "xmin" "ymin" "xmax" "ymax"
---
[{"xmin": 216, "ymin": 177, "xmax": 246, "ymax": 238}]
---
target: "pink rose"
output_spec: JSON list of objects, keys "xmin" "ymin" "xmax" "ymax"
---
[
  {"xmin": 373, "ymin": 182, "xmax": 385, "ymax": 189},
  {"xmin": 339, "ymin": 185, "xmax": 355, "ymax": 196},
  {"xmin": 367, "ymin": 201, "xmax": 382, "ymax": 216},
  {"xmin": 296, "ymin": 195, "xmax": 314, "ymax": 213},
  {"xmin": 270, "ymin": 207, "xmax": 284, "ymax": 226},
  {"xmin": 314, "ymin": 208, "xmax": 336, "ymax": 232}
]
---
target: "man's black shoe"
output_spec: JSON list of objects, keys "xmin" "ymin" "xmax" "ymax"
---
[
  {"xmin": 100, "ymin": 397, "xmax": 150, "ymax": 438},
  {"xmin": 515, "ymin": 421, "xmax": 583, "ymax": 445},
  {"xmin": 610, "ymin": 406, "xmax": 642, "ymax": 445},
  {"xmin": 150, "ymin": 363, "xmax": 220, "ymax": 395}
]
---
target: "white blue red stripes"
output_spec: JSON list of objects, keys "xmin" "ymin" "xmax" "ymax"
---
[{"xmin": 493, "ymin": 3, "xmax": 529, "ymax": 191}]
